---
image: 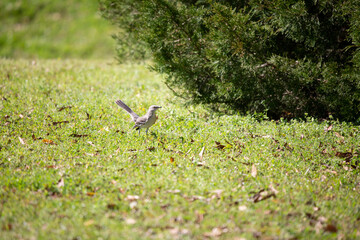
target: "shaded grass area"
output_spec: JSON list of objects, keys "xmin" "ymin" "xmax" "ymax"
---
[
  {"xmin": 0, "ymin": 0, "xmax": 115, "ymax": 59},
  {"xmin": 1, "ymin": 59, "xmax": 360, "ymax": 239}
]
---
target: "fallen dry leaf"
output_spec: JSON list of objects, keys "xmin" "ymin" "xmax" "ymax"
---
[
  {"xmin": 251, "ymin": 164, "xmax": 257, "ymax": 178},
  {"xmin": 238, "ymin": 205, "xmax": 248, "ymax": 211},
  {"xmin": 86, "ymin": 192, "xmax": 95, "ymax": 197},
  {"xmin": 170, "ymin": 156, "xmax": 175, "ymax": 163},
  {"xmin": 335, "ymin": 151, "xmax": 353, "ymax": 160},
  {"xmin": 58, "ymin": 106, "xmax": 72, "ymax": 111},
  {"xmin": 107, "ymin": 203, "xmax": 117, "ymax": 210},
  {"xmin": 324, "ymin": 223, "xmax": 337, "ymax": 233},
  {"xmin": 210, "ymin": 189, "xmax": 224, "ymax": 198},
  {"xmin": 18, "ymin": 137, "xmax": 26, "ymax": 145},
  {"xmin": 124, "ymin": 218, "xmax": 136, "ymax": 225},
  {"xmin": 57, "ymin": 178, "xmax": 64, "ymax": 188},
  {"xmin": 252, "ymin": 189, "xmax": 276, "ymax": 203},
  {"xmin": 168, "ymin": 227, "xmax": 189, "ymax": 235},
  {"xmin": 203, "ymin": 227, "xmax": 228, "ymax": 238},
  {"xmin": 324, "ymin": 125, "xmax": 333, "ymax": 132},
  {"xmin": 187, "ymin": 195, "xmax": 205, "ymax": 202},
  {"xmin": 2, "ymin": 223, "xmax": 12, "ymax": 231},
  {"xmin": 129, "ymin": 201, "xmax": 137, "ymax": 209},
  {"xmin": 167, "ymin": 189, "xmax": 181, "ymax": 194},
  {"xmin": 52, "ymin": 121, "xmax": 69, "ymax": 126},
  {"xmin": 70, "ymin": 133, "xmax": 89, "ymax": 138},
  {"xmin": 147, "ymin": 146, "xmax": 156, "ymax": 151},
  {"xmin": 42, "ymin": 139, "xmax": 55, "ymax": 145},
  {"xmin": 84, "ymin": 219, "xmax": 95, "ymax": 226},
  {"xmin": 196, "ymin": 161, "xmax": 208, "ymax": 168},
  {"xmin": 46, "ymin": 165, "xmax": 58, "ymax": 169},
  {"xmin": 269, "ymin": 183, "xmax": 279, "ymax": 194},
  {"xmin": 199, "ymin": 146, "xmax": 205, "ymax": 161},
  {"xmin": 125, "ymin": 195, "xmax": 139, "ymax": 201},
  {"xmin": 195, "ymin": 211, "xmax": 204, "ymax": 224},
  {"xmin": 215, "ymin": 141, "xmax": 225, "ymax": 150}
]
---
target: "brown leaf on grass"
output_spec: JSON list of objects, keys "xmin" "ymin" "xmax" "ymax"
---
[
  {"xmin": 125, "ymin": 195, "xmax": 139, "ymax": 201},
  {"xmin": 251, "ymin": 164, "xmax": 257, "ymax": 178},
  {"xmin": 199, "ymin": 146, "xmax": 205, "ymax": 161},
  {"xmin": 46, "ymin": 165, "xmax": 58, "ymax": 169},
  {"xmin": 70, "ymin": 133, "xmax": 89, "ymax": 138},
  {"xmin": 147, "ymin": 146, "xmax": 155, "ymax": 151},
  {"xmin": 2, "ymin": 223, "xmax": 12, "ymax": 231},
  {"xmin": 324, "ymin": 223, "xmax": 338, "ymax": 233},
  {"xmin": 52, "ymin": 121, "xmax": 69, "ymax": 126},
  {"xmin": 107, "ymin": 203, "xmax": 117, "ymax": 210},
  {"xmin": 168, "ymin": 227, "xmax": 189, "ymax": 235},
  {"xmin": 203, "ymin": 227, "xmax": 228, "ymax": 238},
  {"xmin": 163, "ymin": 148, "xmax": 184, "ymax": 154},
  {"xmin": 170, "ymin": 157, "xmax": 175, "ymax": 163},
  {"xmin": 325, "ymin": 169, "xmax": 338, "ymax": 175},
  {"xmin": 238, "ymin": 205, "xmax": 248, "ymax": 211},
  {"xmin": 187, "ymin": 195, "xmax": 205, "ymax": 202},
  {"xmin": 195, "ymin": 211, "xmax": 204, "ymax": 224},
  {"xmin": 335, "ymin": 151, "xmax": 353, "ymax": 160},
  {"xmin": 85, "ymin": 112, "xmax": 91, "ymax": 120},
  {"xmin": 269, "ymin": 183, "xmax": 279, "ymax": 194},
  {"xmin": 196, "ymin": 161, "xmax": 208, "ymax": 168},
  {"xmin": 284, "ymin": 142, "xmax": 293, "ymax": 151},
  {"xmin": 31, "ymin": 134, "xmax": 43, "ymax": 141},
  {"xmin": 124, "ymin": 218, "xmax": 136, "ymax": 225},
  {"xmin": 167, "ymin": 189, "xmax": 181, "ymax": 194},
  {"xmin": 86, "ymin": 192, "xmax": 95, "ymax": 197},
  {"xmin": 252, "ymin": 188, "xmax": 276, "ymax": 203},
  {"xmin": 18, "ymin": 137, "xmax": 26, "ymax": 145},
  {"xmin": 84, "ymin": 219, "xmax": 95, "ymax": 226},
  {"xmin": 42, "ymin": 139, "xmax": 55, "ymax": 145},
  {"xmin": 324, "ymin": 125, "xmax": 333, "ymax": 132},
  {"xmin": 57, "ymin": 178, "xmax": 64, "ymax": 188},
  {"xmin": 58, "ymin": 106, "xmax": 72, "ymax": 111},
  {"xmin": 210, "ymin": 189, "xmax": 224, "ymax": 199},
  {"xmin": 215, "ymin": 141, "xmax": 225, "ymax": 150}
]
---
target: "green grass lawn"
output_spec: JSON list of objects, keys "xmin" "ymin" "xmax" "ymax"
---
[
  {"xmin": 0, "ymin": 0, "xmax": 115, "ymax": 59},
  {"xmin": 1, "ymin": 59, "xmax": 359, "ymax": 239}
]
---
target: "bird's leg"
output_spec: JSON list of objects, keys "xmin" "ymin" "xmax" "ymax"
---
[
  {"xmin": 146, "ymin": 128, "xmax": 149, "ymax": 135},
  {"xmin": 138, "ymin": 128, "xmax": 141, "ymax": 135}
]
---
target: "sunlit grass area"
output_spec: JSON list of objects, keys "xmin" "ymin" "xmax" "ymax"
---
[
  {"xmin": 0, "ymin": 59, "xmax": 359, "ymax": 239},
  {"xmin": 0, "ymin": 0, "xmax": 115, "ymax": 59}
]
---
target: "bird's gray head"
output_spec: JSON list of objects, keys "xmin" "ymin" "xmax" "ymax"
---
[{"xmin": 148, "ymin": 105, "xmax": 162, "ymax": 112}]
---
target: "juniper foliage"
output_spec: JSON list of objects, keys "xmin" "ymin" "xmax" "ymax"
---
[{"xmin": 101, "ymin": 0, "xmax": 360, "ymax": 122}]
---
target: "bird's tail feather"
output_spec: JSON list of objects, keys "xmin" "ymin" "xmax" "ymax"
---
[{"xmin": 115, "ymin": 100, "xmax": 139, "ymax": 121}]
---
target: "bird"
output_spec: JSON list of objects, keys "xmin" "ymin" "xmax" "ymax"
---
[{"xmin": 115, "ymin": 99, "xmax": 162, "ymax": 134}]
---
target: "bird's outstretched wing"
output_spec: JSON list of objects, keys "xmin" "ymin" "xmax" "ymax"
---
[{"xmin": 115, "ymin": 100, "xmax": 139, "ymax": 122}]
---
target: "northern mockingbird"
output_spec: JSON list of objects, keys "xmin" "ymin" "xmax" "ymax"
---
[{"xmin": 115, "ymin": 100, "xmax": 162, "ymax": 134}]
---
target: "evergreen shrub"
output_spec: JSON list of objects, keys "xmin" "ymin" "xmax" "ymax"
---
[{"xmin": 101, "ymin": 0, "xmax": 360, "ymax": 122}]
